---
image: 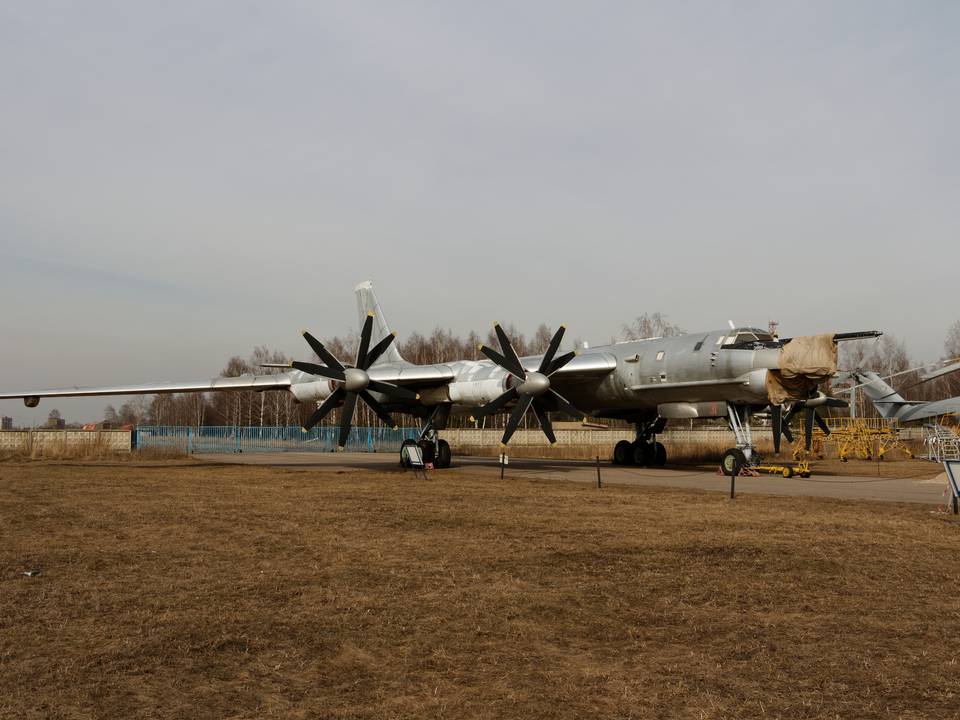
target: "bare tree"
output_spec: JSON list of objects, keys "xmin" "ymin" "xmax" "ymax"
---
[
  {"xmin": 621, "ymin": 313, "xmax": 683, "ymax": 341},
  {"xmin": 103, "ymin": 405, "xmax": 119, "ymax": 426},
  {"xmin": 941, "ymin": 321, "xmax": 960, "ymax": 398},
  {"xmin": 531, "ymin": 323, "xmax": 553, "ymax": 354}
]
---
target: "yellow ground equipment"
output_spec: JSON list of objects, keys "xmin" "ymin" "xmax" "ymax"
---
[
  {"xmin": 791, "ymin": 417, "xmax": 913, "ymax": 462},
  {"xmin": 753, "ymin": 461, "xmax": 811, "ymax": 478}
]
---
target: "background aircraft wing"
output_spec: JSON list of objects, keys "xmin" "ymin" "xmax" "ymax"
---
[
  {"xmin": 901, "ymin": 397, "xmax": 960, "ymax": 422},
  {"xmin": 0, "ymin": 374, "xmax": 293, "ymax": 402}
]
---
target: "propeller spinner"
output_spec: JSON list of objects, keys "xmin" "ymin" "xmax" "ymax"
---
[
  {"xmin": 470, "ymin": 324, "xmax": 583, "ymax": 447},
  {"xmin": 291, "ymin": 313, "xmax": 418, "ymax": 448}
]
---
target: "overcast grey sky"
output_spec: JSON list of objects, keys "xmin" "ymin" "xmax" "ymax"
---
[{"xmin": 1, "ymin": 1, "xmax": 957, "ymax": 425}]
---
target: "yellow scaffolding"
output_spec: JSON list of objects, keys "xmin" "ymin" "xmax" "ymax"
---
[{"xmin": 791, "ymin": 417, "xmax": 913, "ymax": 462}]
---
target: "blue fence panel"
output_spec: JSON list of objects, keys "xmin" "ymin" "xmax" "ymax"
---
[{"xmin": 135, "ymin": 426, "xmax": 420, "ymax": 454}]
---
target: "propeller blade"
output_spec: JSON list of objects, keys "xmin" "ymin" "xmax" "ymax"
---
[
  {"xmin": 363, "ymin": 332, "xmax": 397, "ymax": 370},
  {"xmin": 290, "ymin": 361, "xmax": 346, "ymax": 382},
  {"xmin": 366, "ymin": 379, "xmax": 419, "ymax": 401},
  {"xmin": 803, "ymin": 408, "xmax": 815, "ymax": 451},
  {"xmin": 531, "ymin": 399, "xmax": 557, "ymax": 445},
  {"xmin": 479, "ymin": 344, "xmax": 525, "ymax": 379},
  {"xmin": 359, "ymin": 390, "xmax": 397, "ymax": 429},
  {"xmin": 356, "ymin": 312, "xmax": 374, "ymax": 368},
  {"xmin": 337, "ymin": 392, "xmax": 359, "ymax": 448},
  {"xmin": 302, "ymin": 387, "xmax": 345, "ymax": 431},
  {"xmin": 547, "ymin": 389, "xmax": 582, "ymax": 419},
  {"xmin": 772, "ymin": 405, "xmax": 783, "ymax": 454},
  {"xmin": 823, "ymin": 397, "xmax": 848, "ymax": 409},
  {"xmin": 537, "ymin": 325, "xmax": 565, "ymax": 374},
  {"xmin": 494, "ymin": 324, "xmax": 526, "ymax": 377},
  {"xmin": 782, "ymin": 422, "xmax": 794, "ymax": 444},
  {"xmin": 501, "ymin": 394, "xmax": 534, "ymax": 446},
  {"xmin": 813, "ymin": 410, "xmax": 830, "ymax": 435},
  {"xmin": 302, "ymin": 331, "xmax": 345, "ymax": 372},
  {"xmin": 783, "ymin": 403, "xmax": 803, "ymax": 427},
  {"xmin": 546, "ymin": 350, "xmax": 577, "ymax": 376},
  {"xmin": 469, "ymin": 388, "xmax": 518, "ymax": 422}
]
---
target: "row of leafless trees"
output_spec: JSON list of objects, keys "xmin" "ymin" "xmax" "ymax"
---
[
  {"xmin": 841, "ymin": 322, "xmax": 960, "ymax": 412},
  {"xmin": 103, "ymin": 316, "xmax": 960, "ymax": 427}
]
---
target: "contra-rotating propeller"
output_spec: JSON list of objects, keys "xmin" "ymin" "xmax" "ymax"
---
[
  {"xmin": 469, "ymin": 323, "xmax": 582, "ymax": 447},
  {"xmin": 772, "ymin": 392, "xmax": 847, "ymax": 452},
  {"xmin": 290, "ymin": 312, "xmax": 419, "ymax": 448}
]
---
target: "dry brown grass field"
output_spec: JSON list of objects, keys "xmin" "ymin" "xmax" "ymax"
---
[{"xmin": 1, "ymin": 461, "xmax": 959, "ymax": 719}]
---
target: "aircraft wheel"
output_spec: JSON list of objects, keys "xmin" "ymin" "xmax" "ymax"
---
[
  {"xmin": 631, "ymin": 441, "xmax": 653, "ymax": 466},
  {"xmin": 400, "ymin": 439, "xmax": 418, "ymax": 468},
  {"xmin": 417, "ymin": 439, "xmax": 436, "ymax": 465},
  {"xmin": 435, "ymin": 439, "xmax": 451, "ymax": 469},
  {"xmin": 613, "ymin": 440, "xmax": 632, "ymax": 465},
  {"xmin": 721, "ymin": 448, "xmax": 746, "ymax": 476},
  {"xmin": 652, "ymin": 442, "xmax": 667, "ymax": 467},
  {"xmin": 781, "ymin": 466, "xmax": 794, "ymax": 478}
]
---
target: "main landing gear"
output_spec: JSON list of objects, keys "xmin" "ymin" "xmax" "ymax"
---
[
  {"xmin": 400, "ymin": 404, "xmax": 452, "ymax": 469},
  {"xmin": 400, "ymin": 437, "xmax": 451, "ymax": 469},
  {"xmin": 612, "ymin": 418, "xmax": 668, "ymax": 467}
]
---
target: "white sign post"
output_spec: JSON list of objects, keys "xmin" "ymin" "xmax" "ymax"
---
[
  {"xmin": 402, "ymin": 443, "xmax": 426, "ymax": 479},
  {"xmin": 944, "ymin": 460, "xmax": 960, "ymax": 515}
]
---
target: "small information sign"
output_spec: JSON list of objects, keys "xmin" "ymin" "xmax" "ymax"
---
[{"xmin": 944, "ymin": 460, "xmax": 960, "ymax": 514}]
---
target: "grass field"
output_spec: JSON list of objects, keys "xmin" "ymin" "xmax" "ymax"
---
[{"xmin": 2, "ymin": 461, "xmax": 959, "ymax": 719}]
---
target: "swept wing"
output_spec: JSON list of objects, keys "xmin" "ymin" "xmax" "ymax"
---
[{"xmin": 0, "ymin": 374, "xmax": 294, "ymax": 403}]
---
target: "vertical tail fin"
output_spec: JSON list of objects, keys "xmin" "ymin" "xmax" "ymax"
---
[
  {"xmin": 853, "ymin": 371, "xmax": 907, "ymax": 419},
  {"xmin": 354, "ymin": 281, "xmax": 406, "ymax": 366}
]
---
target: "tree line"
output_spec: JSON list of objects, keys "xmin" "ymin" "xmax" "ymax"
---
[{"xmin": 102, "ymin": 317, "xmax": 960, "ymax": 427}]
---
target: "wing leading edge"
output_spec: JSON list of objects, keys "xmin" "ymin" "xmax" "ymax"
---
[{"xmin": 0, "ymin": 373, "xmax": 294, "ymax": 404}]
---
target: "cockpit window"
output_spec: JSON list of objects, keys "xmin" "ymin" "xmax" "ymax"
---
[{"xmin": 728, "ymin": 328, "xmax": 774, "ymax": 346}]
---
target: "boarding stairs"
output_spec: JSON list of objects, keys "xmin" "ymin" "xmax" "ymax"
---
[{"xmin": 923, "ymin": 423, "xmax": 960, "ymax": 461}]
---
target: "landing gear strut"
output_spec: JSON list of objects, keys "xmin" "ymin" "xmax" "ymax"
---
[
  {"xmin": 401, "ymin": 404, "xmax": 452, "ymax": 469},
  {"xmin": 612, "ymin": 418, "xmax": 668, "ymax": 467},
  {"xmin": 723, "ymin": 403, "xmax": 757, "ymax": 472}
]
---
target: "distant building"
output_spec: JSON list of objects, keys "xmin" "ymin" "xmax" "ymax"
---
[
  {"xmin": 1, "ymin": 416, "xmax": 12, "ymax": 431},
  {"xmin": 46, "ymin": 417, "xmax": 66, "ymax": 430}
]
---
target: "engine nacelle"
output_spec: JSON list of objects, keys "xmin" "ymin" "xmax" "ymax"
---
[
  {"xmin": 746, "ymin": 368, "xmax": 769, "ymax": 400},
  {"xmin": 288, "ymin": 380, "xmax": 335, "ymax": 404},
  {"xmin": 448, "ymin": 377, "xmax": 508, "ymax": 406}
]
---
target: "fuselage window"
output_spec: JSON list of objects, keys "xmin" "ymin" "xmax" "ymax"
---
[
  {"xmin": 693, "ymin": 336, "xmax": 706, "ymax": 351},
  {"xmin": 656, "ymin": 351, "xmax": 665, "ymax": 361}
]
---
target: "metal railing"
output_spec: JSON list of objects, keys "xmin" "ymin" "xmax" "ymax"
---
[{"xmin": 135, "ymin": 426, "xmax": 420, "ymax": 454}]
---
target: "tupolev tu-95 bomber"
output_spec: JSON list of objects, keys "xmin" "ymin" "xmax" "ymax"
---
[{"xmin": 0, "ymin": 282, "xmax": 879, "ymax": 472}]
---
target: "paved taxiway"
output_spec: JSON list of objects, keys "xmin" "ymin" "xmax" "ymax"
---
[{"xmin": 194, "ymin": 453, "xmax": 952, "ymax": 506}]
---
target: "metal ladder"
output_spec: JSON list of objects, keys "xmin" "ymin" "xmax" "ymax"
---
[{"xmin": 923, "ymin": 423, "xmax": 960, "ymax": 461}]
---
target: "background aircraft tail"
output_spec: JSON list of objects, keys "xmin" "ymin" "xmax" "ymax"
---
[
  {"xmin": 354, "ymin": 281, "xmax": 406, "ymax": 366},
  {"xmin": 853, "ymin": 370, "xmax": 907, "ymax": 419}
]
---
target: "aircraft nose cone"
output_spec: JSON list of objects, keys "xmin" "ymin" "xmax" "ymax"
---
[
  {"xmin": 343, "ymin": 368, "xmax": 370, "ymax": 392},
  {"xmin": 517, "ymin": 371, "xmax": 550, "ymax": 396}
]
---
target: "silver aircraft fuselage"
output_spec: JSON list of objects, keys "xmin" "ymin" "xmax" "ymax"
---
[{"xmin": 282, "ymin": 329, "xmax": 781, "ymax": 423}]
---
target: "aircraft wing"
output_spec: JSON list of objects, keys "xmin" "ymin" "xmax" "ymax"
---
[
  {"xmin": 519, "ymin": 352, "xmax": 618, "ymax": 379},
  {"xmin": 367, "ymin": 365, "xmax": 456, "ymax": 385},
  {"xmin": 0, "ymin": 373, "xmax": 294, "ymax": 403},
  {"xmin": 901, "ymin": 397, "xmax": 960, "ymax": 422}
]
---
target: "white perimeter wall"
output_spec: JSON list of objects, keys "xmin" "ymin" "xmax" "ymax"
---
[{"xmin": 0, "ymin": 430, "xmax": 132, "ymax": 453}]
